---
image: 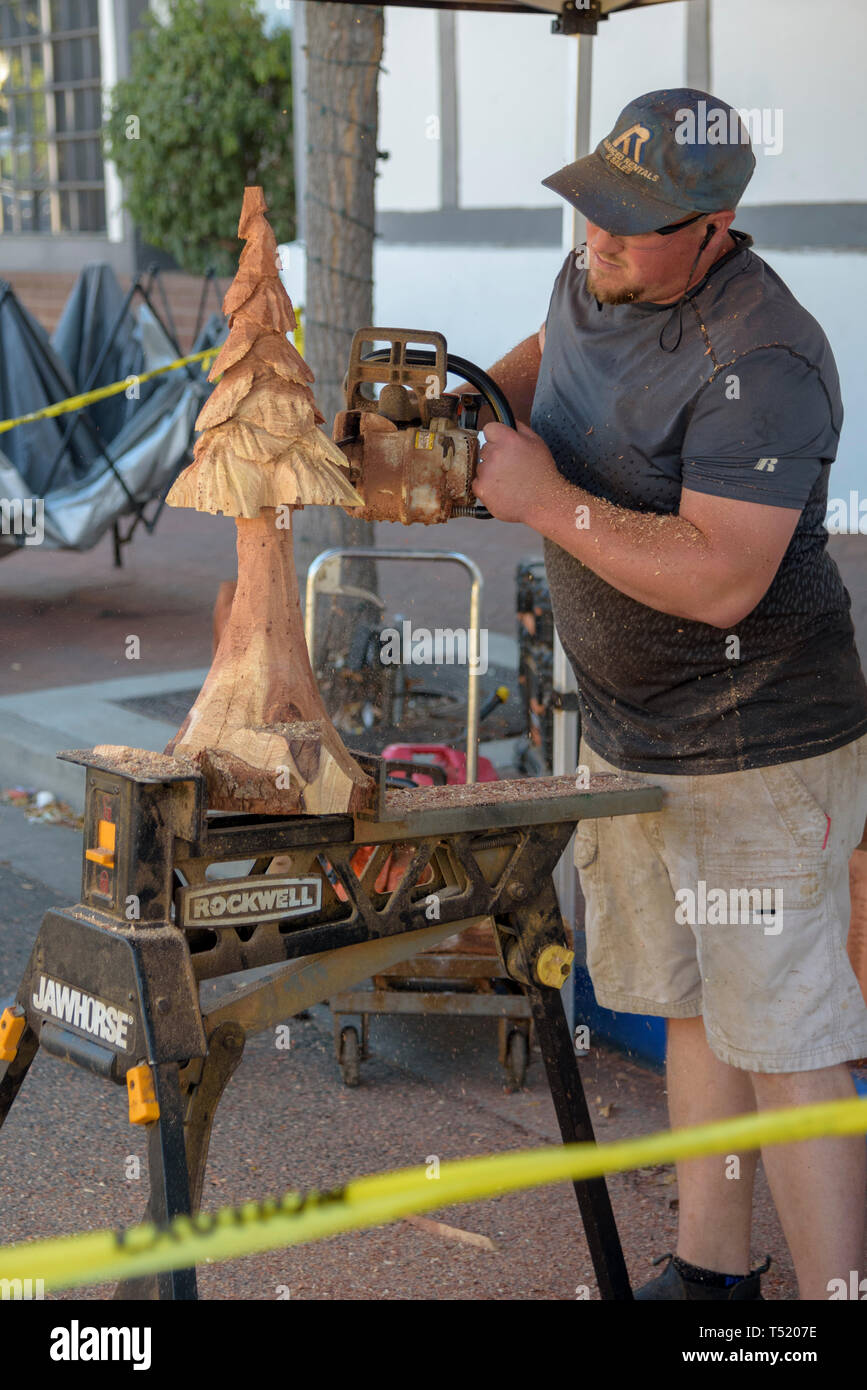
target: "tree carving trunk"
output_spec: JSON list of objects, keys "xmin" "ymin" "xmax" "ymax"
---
[{"xmin": 168, "ymin": 508, "xmax": 371, "ymax": 814}]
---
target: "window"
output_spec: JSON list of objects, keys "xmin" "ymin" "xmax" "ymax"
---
[{"xmin": 0, "ymin": 0, "xmax": 105, "ymax": 234}]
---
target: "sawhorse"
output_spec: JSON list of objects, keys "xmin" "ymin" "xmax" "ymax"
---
[{"xmin": 0, "ymin": 747, "xmax": 661, "ymax": 1300}]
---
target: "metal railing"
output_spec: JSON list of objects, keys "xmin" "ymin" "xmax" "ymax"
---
[{"xmin": 305, "ymin": 547, "xmax": 484, "ymax": 783}]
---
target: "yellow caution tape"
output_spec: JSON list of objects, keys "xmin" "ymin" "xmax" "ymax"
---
[
  {"xmin": 0, "ymin": 346, "xmax": 220, "ymax": 437},
  {"xmin": 0, "ymin": 1096, "xmax": 864, "ymax": 1292}
]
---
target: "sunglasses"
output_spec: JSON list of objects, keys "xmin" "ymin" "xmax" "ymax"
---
[{"xmin": 654, "ymin": 212, "xmax": 704, "ymax": 236}]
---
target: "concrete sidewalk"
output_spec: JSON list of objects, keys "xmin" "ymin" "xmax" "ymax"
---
[
  {"xmin": 0, "ymin": 508, "xmax": 541, "ymax": 696},
  {"xmin": 0, "ymin": 669, "xmax": 201, "ymax": 810},
  {"xmin": 0, "ymin": 503, "xmax": 534, "ymax": 806},
  {"xmin": 0, "ymin": 635, "xmax": 521, "ymax": 811}
]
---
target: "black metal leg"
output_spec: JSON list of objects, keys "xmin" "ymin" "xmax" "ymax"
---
[
  {"xmin": 184, "ymin": 1024, "xmax": 245, "ymax": 1213},
  {"xmin": 114, "ymin": 1033, "xmax": 243, "ymax": 1301},
  {"xmin": 115, "ymin": 1061, "xmax": 194, "ymax": 1301},
  {"xmin": 145, "ymin": 1063, "xmax": 197, "ymax": 1301},
  {"xmin": 526, "ymin": 981, "xmax": 633, "ymax": 1300},
  {"xmin": 0, "ymin": 1027, "xmax": 39, "ymax": 1128}
]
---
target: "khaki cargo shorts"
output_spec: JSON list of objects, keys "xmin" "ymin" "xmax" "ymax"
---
[{"xmin": 574, "ymin": 733, "xmax": 867, "ymax": 1073}]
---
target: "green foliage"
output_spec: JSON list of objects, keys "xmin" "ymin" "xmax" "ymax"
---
[{"xmin": 104, "ymin": 0, "xmax": 294, "ymax": 275}]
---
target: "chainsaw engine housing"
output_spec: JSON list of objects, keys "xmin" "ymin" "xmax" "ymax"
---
[{"xmin": 335, "ymin": 329, "xmax": 483, "ymax": 526}]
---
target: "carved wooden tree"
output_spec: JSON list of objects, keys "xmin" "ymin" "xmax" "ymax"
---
[{"xmin": 163, "ymin": 186, "xmax": 374, "ymax": 815}]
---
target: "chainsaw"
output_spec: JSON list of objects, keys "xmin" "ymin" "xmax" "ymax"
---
[{"xmin": 333, "ymin": 327, "xmax": 515, "ymax": 524}]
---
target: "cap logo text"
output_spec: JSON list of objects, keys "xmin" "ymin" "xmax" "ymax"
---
[
  {"xmin": 608, "ymin": 123, "xmax": 650, "ymax": 164},
  {"xmin": 610, "ymin": 124, "xmax": 651, "ymax": 164},
  {"xmin": 603, "ymin": 130, "xmax": 659, "ymax": 184}
]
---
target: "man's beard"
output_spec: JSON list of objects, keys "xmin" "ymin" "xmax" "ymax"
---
[{"xmin": 585, "ymin": 268, "xmax": 646, "ymax": 305}]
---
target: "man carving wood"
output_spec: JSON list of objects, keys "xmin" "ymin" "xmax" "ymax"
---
[{"xmin": 461, "ymin": 90, "xmax": 867, "ymax": 1301}]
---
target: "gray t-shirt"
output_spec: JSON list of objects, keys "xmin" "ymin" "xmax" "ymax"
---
[{"xmin": 531, "ymin": 230, "xmax": 867, "ymax": 773}]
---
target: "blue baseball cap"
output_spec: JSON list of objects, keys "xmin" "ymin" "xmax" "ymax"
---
[{"xmin": 542, "ymin": 88, "xmax": 756, "ymax": 235}]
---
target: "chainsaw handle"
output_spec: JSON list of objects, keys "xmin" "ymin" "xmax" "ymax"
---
[
  {"xmin": 356, "ymin": 346, "xmax": 516, "ymax": 431},
  {"xmin": 440, "ymin": 352, "xmax": 517, "ymax": 432}
]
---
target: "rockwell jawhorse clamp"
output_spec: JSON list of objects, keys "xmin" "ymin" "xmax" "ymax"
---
[{"xmin": 0, "ymin": 748, "xmax": 660, "ymax": 1300}]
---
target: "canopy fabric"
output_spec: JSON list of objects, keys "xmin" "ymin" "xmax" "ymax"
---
[
  {"xmin": 0, "ymin": 281, "xmax": 95, "ymax": 495},
  {"xmin": 0, "ymin": 267, "xmax": 224, "ymax": 553},
  {"xmin": 51, "ymin": 263, "xmax": 161, "ymax": 446},
  {"xmin": 324, "ymin": 1, "xmax": 677, "ymax": 14}
]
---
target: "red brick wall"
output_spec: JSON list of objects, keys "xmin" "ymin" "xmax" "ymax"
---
[{"xmin": 3, "ymin": 271, "xmax": 225, "ymax": 354}]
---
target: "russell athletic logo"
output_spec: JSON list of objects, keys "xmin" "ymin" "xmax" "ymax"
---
[
  {"xmin": 31, "ymin": 975, "xmax": 134, "ymax": 1050},
  {"xmin": 178, "ymin": 874, "xmax": 323, "ymax": 928}
]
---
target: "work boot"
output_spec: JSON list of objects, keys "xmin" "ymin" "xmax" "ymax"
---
[{"xmin": 634, "ymin": 1253, "xmax": 771, "ymax": 1300}]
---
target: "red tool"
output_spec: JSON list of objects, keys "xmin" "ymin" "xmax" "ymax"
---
[{"xmin": 382, "ymin": 742, "xmax": 499, "ymax": 786}]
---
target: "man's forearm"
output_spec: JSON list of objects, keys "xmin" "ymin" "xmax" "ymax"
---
[
  {"xmin": 451, "ymin": 332, "xmax": 542, "ymax": 427},
  {"xmin": 525, "ymin": 472, "xmax": 738, "ymax": 628},
  {"xmin": 452, "ymin": 329, "xmax": 744, "ymax": 625}
]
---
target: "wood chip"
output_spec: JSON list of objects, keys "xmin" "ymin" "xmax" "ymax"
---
[{"xmin": 404, "ymin": 1215, "xmax": 498, "ymax": 1251}]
